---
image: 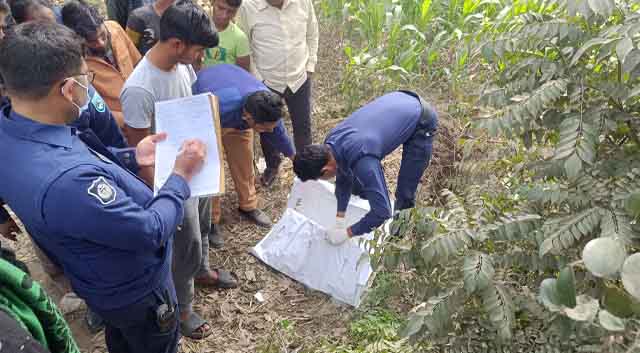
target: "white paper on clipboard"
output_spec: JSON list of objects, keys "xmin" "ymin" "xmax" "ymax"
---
[{"xmin": 153, "ymin": 93, "xmax": 225, "ymax": 197}]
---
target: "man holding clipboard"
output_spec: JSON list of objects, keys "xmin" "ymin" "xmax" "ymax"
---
[{"xmin": 121, "ymin": 2, "xmax": 236, "ymax": 341}]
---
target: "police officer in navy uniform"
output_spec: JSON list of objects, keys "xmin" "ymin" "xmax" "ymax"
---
[
  {"xmin": 0, "ymin": 22, "xmax": 207, "ymax": 353},
  {"xmin": 293, "ymin": 91, "xmax": 438, "ymax": 244}
]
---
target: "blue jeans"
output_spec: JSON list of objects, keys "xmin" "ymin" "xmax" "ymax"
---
[{"xmin": 394, "ymin": 103, "xmax": 438, "ymax": 211}]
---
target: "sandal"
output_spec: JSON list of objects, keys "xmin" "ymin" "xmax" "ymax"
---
[
  {"xmin": 194, "ymin": 269, "xmax": 238, "ymax": 289},
  {"xmin": 260, "ymin": 167, "xmax": 279, "ymax": 187},
  {"xmin": 180, "ymin": 312, "xmax": 211, "ymax": 340}
]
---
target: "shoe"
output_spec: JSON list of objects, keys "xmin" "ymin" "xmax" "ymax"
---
[
  {"xmin": 260, "ymin": 167, "xmax": 279, "ymax": 187},
  {"xmin": 209, "ymin": 224, "xmax": 225, "ymax": 249},
  {"xmin": 238, "ymin": 208, "xmax": 272, "ymax": 227}
]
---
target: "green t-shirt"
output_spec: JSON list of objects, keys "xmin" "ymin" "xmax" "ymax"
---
[{"xmin": 203, "ymin": 22, "xmax": 250, "ymax": 67}]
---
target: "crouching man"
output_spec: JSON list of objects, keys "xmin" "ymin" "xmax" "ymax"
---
[{"xmin": 293, "ymin": 91, "xmax": 438, "ymax": 244}]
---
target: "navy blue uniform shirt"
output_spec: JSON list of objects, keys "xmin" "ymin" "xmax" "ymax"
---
[
  {"xmin": 192, "ymin": 64, "xmax": 295, "ymax": 157},
  {"xmin": 0, "ymin": 88, "xmax": 128, "ymax": 223},
  {"xmin": 0, "ymin": 104, "xmax": 190, "ymax": 311},
  {"xmin": 326, "ymin": 91, "xmax": 423, "ymax": 236}
]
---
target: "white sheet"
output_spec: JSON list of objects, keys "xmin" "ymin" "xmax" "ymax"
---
[{"xmin": 252, "ymin": 179, "xmax": 382, "ymax": 307}]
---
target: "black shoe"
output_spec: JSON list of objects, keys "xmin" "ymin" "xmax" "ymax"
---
[
  {"xmin": 85, "ymin": 309, "xmax": 104, "ymax": 334},
  {"xmin": 238, "ymin": 208, "xmax": 272, "ymax": 227},
  {"xmin": 209, "ymin": 224, "xmax": 225, "ymax": 249},
  {"xmin": 260, "ymin": 167, "xmax": 279, "ymax": 187}
]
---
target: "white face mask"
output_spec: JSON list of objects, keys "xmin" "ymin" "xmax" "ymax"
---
[{"xmin": 61, "ymin": 78, "xmax": 90, "ymax": 117}]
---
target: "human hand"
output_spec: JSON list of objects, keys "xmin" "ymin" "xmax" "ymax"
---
[
  {"xmin": 326, "ymin": 217, "xmax": 350, "ymax": 245},
  {"xmin": 0, "ymin": 218, "xmax": 20, "ymax": 241},
  {"xmin": 135, "ymin": 133, "xmax": 167, "ymax": 167},
  {"xmin": 173, "ymin": 139, "xmax": 207, "ymax": 182}
]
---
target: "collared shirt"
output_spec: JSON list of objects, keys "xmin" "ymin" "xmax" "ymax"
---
[
  {"xmin": 326, "ymin": 92, "xmax": 424, "ymax": 236},
  {"xmin": 192, "ymin": 64, "xmax": 295, "ymax": 157},
  {"xmin": 86, "ymin": 21, "xmax": 142, "ymax": 128},
  {"xmin": 0, "ymin": 106, "xmax": 189, "ymax": 311},
  {"xmin": 238, "ymin": 0, "xmax": 319, "ymax": 94},
  {"xmin": 0, "ymin": 87, "xmax": 127, "ymax": 224}
]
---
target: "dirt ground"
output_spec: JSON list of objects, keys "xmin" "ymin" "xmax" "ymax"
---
[{"xmin": 10, "ymin": 17, "xmax": 459, "ymax": 353}]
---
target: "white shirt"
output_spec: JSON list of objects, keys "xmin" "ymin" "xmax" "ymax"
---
[{"xmin": 238, "ymin": 0, "xmax": 319, "ymax": 93}]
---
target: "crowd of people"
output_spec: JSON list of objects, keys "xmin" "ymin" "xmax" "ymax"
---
[{"xmin": 0, "ymin": 0, "xmax": 438, "ymax": 351}]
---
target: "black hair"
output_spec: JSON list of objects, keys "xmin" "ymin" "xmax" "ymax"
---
[
  {"xmin": 244, "ymin": 90, "xmax": 283, "ymax": 123},
  {"xmin": 293, "ymin": 144, "xmax": 331, "ymax": 181},
  {"xmin": 61, "ymin": 0, "xmax": 103, "ymax": 40},
  {"xmin": 222, "ymin": 0, "xmax": 242, "ymax": 8},
  {"xmin": 159, "ymin": 3, "xmax": 218, "ymax": 48},
  {"xmin": 0, "ymin": 22, "xmax": 84, "ymax": 98},
  {"xmin": 8, "ymin": 0, "xmax": 51, "ymax": 23}
]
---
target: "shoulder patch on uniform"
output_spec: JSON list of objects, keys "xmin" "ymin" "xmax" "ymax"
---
[
  {"xmin": 91, "ymin": 92, "xmax": 106, "ymax": 113},
  {"xmin": 87, "ymin": 177, "xmax": 117, "ymax": 205}
]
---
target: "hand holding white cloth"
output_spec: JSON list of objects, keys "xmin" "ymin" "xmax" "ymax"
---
[{"xmin": 326, "ymin": 217, "xmax": 350, "ymax": 245}]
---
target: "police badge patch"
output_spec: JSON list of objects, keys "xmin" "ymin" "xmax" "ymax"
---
[
  {"xmin": 91, "ymin": 92, "xmax": 106, "ymax": 113},
  {"xmin": 88, "ymin": 177, "xmax": 117, "ymax": 205}
]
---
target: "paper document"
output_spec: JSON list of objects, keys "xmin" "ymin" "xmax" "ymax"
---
[{"xmin": 153, "ymin": 93, "xmax": 225, "ymax": 197}]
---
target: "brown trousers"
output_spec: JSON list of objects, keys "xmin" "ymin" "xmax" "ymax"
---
[{"xmin": 211, "ymin": 127, "xmax": 257, "ymax": 224}]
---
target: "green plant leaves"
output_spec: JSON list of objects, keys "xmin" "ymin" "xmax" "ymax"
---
[
  {"xmin": 540, "ymin": 278, "xmax": 563, "ymax": 312},
  {"xmin": 587, "ymin": 0, "xmax": 614, "ymax": 17},
  {"xmin": 463, "ymin": 252, "xmax": 495, "ymax": 294},
  {"xmin": 598, "ymin": 310, "xmax": 625, "ymax": 331},
  {"xmin": 562, "ymin": 295, "xmax": 598, "ymax": 322},
  {"xmin": 482, "ymin": 283, "xmax": 514, "ymax": 340},
  {"xmin": 420, "ymin": 229, "xmax": 472, "ymax": 268},
  {"xmin": 540, "ymin": 208, "xmax": 601, "ymax": 256},
  {"xmin": 556, "ymin": 267, "xmax": 577, "ymax": 308},
  {"xmin": 582, "ymin": 237, "xmax": 626, "ymax": 278},
  {"xmin": 621, "ymin": 253, "xmax": 640, "ymax": 301}
]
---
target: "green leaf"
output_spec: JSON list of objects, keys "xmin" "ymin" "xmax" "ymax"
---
[
  {"xmin": 463, "ymin": 252, "xmax": 495, "ymax": 294},
  {"xmin": 587, "ymin": 0, "xmax": 613, "ymax": 17},
  {"xmin": 598, "ymin": 310, "xmax": 625, "ymax": 331},
  {"xmin": 571, "ymin": 37, "xmax": 617, "ymax": 66},
  {"xmin": 625, "ymin": 192, "xmax": 640, "ymax": 219},
  {"xmin": 564, "ymin": 153, "xmax": 582, "ymax": 180},
  {"xmin": 616, "ymin": 37, "xmax": 633, "ymax": 63},
  {"xmin": 540, "ymin": 208, "xmax": 601, "ymax": 256},
  {"xmin": 623, "ymin": 49, "xmax": 640, "ymax": 73},
  {"xmin": 556, "ymin": 267, "xmax": 577, "ymax": 308},
  {"xmin": 420, "ymin": 229, "xmax": 472, "ymax": 268},
  {"xmin": 602, "ymin": 286, "xmax": 636, "ymax": 318},
  {"xmin": 402, "ymin": 309, "xmax": 426, "ymax": 337},
  {"xmin": 562, "ymin": 295, "xmax": 599, "ymax": 322},
  {"xmin": 622, "ymin": 253, "xmax": 640, "ymax": 301},
  {"xmin": 539, "ymin": 278, "xmax": 562, "ymax": 312},
  {"xmin": 482, "ymin": 283, "xmax": 514, "ymax": 340},
  {"xmin": 582, "ymin": 237, "xmax": 626, "ymax": 278}
]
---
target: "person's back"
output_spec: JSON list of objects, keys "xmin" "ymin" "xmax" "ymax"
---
[
  {"xmin": 325, "ymin": 91, "xmax": 422, "ymax": 168},
  {"xmin": 193, "ymin": 63, "xmax": 263, "ymax": 127}
]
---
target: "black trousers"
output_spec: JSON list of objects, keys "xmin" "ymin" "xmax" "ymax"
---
[
  {"xmin": 95, "ymin": 278, "xmax": 180, "ymax": 353},
  {"xmin": 261, "ymin": 78, "xmax": 313, "ymax": 169}
]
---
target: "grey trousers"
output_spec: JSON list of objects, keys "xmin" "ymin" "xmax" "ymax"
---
[
  {"xmin": 196, "ymin": 198, "xmax": 211, "ymax": 277},
  {"xmin": 172, "ymin": 197, "xmax": 210, "ymax": 313}
]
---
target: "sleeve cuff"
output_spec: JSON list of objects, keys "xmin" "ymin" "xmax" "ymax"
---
[{"xmin": 160, "ymin": 173, "xmax": 191, "ymax": 200}]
